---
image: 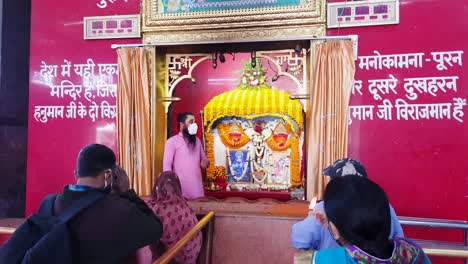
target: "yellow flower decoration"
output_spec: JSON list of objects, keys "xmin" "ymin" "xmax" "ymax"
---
[
  {"xmin": 205, "ymin": 133, "xmax": 215, "ymax": 179},
  {"xmin": 209, "ymin": 166, "xmax": 227, "ymax": 181}
]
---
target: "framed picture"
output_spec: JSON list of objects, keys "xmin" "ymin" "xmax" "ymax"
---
[
  {"xmin": 141, "ymin": 0, "xmax": 326, "ymax": 43},
  {"xmin": 268, "ymin": 150, "xmax": 290, "ymax": 185},
  {"xmin": 227, "ymin": 149, "xmax": 252, "ymax": 183}
]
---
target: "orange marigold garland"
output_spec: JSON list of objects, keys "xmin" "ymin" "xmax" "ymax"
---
[
  {"xmin": 265, "ymin": 136, "xmax": 292, "ymax": 151},
  {"xmin": 289, "ymin": 137, "xmax": 301, "ymax": 186},
  {"xmin": 204, "ymin": 133, "xmax": 216, "ymax": 180},
  {"xmin": 208, "ymin": 166, "xmax": 227, "ymax": 181},
  {"xmin": 265, "ymin": 122, "xmax": 294, "ymax": 151},
  {"xmin": 217, "ymin": 123, "xmax": 250, "ymax": 149}
]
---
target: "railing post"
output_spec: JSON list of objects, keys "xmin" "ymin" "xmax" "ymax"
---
[
  {"xmin": 204, "ymin": 216, "xmax": 214, "ymax": 264},
  {"xmin": 465, "ymin": 229, "xmax": 468, "ymax": 264}
]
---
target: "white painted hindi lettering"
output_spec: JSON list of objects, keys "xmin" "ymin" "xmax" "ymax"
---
[
  {"xmin": 74, "ymin": 58, "xmax": 96, "ymax": 77},
  {"xmin": 40, "ymin": 61, "xmax": 59, "ymax": 84},
  {"xmin": 431, "ymin": 51, "xmax": 463, "ymax": 71},
  {"xmin": 66, "ymin": 101, "xmax": 77, "ymax": 119},
  {"xmin": 358, "ymin": 51, "xmax": 424, "ymax": 70},
  {"xmin": 98, "ymin": 63, "xmax": 118, "ymax": 76},
  {"xmin": 404, "ymin": 76, "xmax": 458, "ymax": 100},
  {"xmin": 50, "ymin": 80, "xmax": 83, "ymax": 101},
  {"xmin": 168, "ymin": 56, "xmax": 193, "ymax": 71},
  {"xmin": 100, "ymin": 101, "xmax": 117, "ymax": 119},
  {"xmin": 348, "ymin": 105, "xmax": 374, "ymax": 124},
  {"xmin": 77, "ymin": 102, "xmax": 87, "ymax": 118},
  {"xmin": 376, "ymin": 100, "xmax": 393, "ymax": 120},
  {"xmin": 97, "ymin": 84, "xmax": 117, "ymax": 98},
  {"xmin": 453, "ymin": 98, "xmax": 467, "ymax": 122},
  {"xmin": 61, "ymin": 60, "xmax": 72, "ymax": 77},
  {"xmin": 84, "ymin": 87, "xmax": 94, "ymax": 102},
  {"xmin": 395, "ymin": 99, "xmax": 453, "ymax": 121},
  {"xmin": 33, "ymin": 105, "xmax": 65, "ymax": 123},
  {"xmin": 97, "ymin": 0, "xmax": 128, "ymax": 9},
  {"xmin": 352, "ymin": 80, "xmax": 363, "ymax": 95},
  {"xmin": 89, "ymin": 101, "xmax": 100, "ymax": 122},
  {"xmin": 34, "ymin": 106, "xmax": 48, "ymax": 123},
  {"xmin": 368, "ymin": 74, "xmax": 398, "ymax": 100}
]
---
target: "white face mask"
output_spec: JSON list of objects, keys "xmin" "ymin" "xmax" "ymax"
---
[{"xmin": 187, "ymin": 123, "xmax": 198, "ymax": 135}]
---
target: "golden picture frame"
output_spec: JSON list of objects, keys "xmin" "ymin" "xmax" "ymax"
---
[{"xmin": 141, "ymin": 0, "xmax": 326, "ymax": 44}]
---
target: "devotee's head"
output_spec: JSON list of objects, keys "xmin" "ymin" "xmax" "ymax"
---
[
  {"xmin": 324, "ymin": 175, "xmax": 393, "ymax": 259},
  {"xmin": 151, "ymin": 171, "xmax": 183, "ymax": 201},
  {"xmin": 322, "ymin": 158, "xmax": 367, "ymax": 178},
  {"xmin": 177, "ymin": 112, "xmax": 197, "ymax": 147},
  {"xmin": 75, "ymin": 144, "xmax": 116, "ymax": 187}
]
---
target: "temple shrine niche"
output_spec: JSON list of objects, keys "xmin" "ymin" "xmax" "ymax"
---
[{"xmin": 202, "ymin": 60, "xmax": 305, "ymax": 196}]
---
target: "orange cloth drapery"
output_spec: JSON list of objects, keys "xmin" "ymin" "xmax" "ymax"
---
[
  {"xmin": 117, "ymin": 48, "xmax": 153, "ymax": 195},
  {"xmin": 307, "ymin": 40, "xmax": 356, "ymax": 200}
]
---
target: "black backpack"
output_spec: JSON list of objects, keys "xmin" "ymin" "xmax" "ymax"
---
[{"xmin": 0, "ymin": 191, "xmax": 104, "ymax": 264}]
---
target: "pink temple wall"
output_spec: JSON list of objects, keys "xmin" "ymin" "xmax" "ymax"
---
[
  {"xmin": 26, "ymin": 0, "xmax": 140, "ymax": 214},
  {"xmin": 23, "ymin": 0, "xmax": 467, "ymax": 262}
]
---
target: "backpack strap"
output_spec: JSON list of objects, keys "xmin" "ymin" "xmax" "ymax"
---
[{"xmin": 57, "ymin": 191, "xmax": 105, "ymax": 223}]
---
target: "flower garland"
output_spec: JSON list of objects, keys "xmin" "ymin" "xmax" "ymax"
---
[
  {"xmin": 204, "ymin": 133, "xmax": 216, "ymax": 179},
  {"xmin": 217, "ymin": 123, "xmax": 250, "ymax": 149},
  {"xmin": 204, "ymin": 89, "xmax": 304, "ymax": 133},
  {"xmin": 265, "ymin": 136, "xmax": 292, "ymax": 151},
  {"xmin": 237, "ymin": 59, "xmax": 267, "ymax": 89},
  {"xmin": 289, "ymin": 137, "xmax": 301, "ymax": 186},
  {"xmin": 265, "ymin": 123, "xmax": 293, "ymax": 151},
  {"xmin": 252, "ymin": 170, "xmax": 267, "ymax": 185},
  {"xmin": 208, "ymin": 166, "xmax": 228, "ymax": 181}
]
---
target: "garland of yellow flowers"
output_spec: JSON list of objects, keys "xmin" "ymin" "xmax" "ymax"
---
[
  {"xmin": 209, "ymin": 166, "xmax": 227, "ymax": 181},
  {"xmin": 204, "ymin": 87, "xmax": 303, "ymax": 133},
  {"xmin": 204, "ymin": 133, "xmax": 216, "ymax": 180},
  {"xmin": 217, "ymin": 123, "xmax": 250, "ymax": 149}
]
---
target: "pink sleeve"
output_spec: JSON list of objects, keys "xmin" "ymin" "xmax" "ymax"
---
[
  {"xmin": 163, "ymin": 140, "xmax": 174, "ymax": 171},
  {"xmin": 198, "ymin": 138, "xmax": 207, "ymax": 161},
  {"xmin": 134, "ymin": 246, "xmax": 153, "ymax": 264}
]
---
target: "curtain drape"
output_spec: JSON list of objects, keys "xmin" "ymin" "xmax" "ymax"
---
[
  {"xmin": 117, "ymin": 48, "xmax": 153, "ymax": 195},
  {"xmin": 306, "ymin": 40, "xmax": 356, "ymax": 200}
]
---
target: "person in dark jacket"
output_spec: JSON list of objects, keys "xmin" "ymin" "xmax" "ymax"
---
[{"xmin": 53, "ymin": 143, "xmax": 163, "ymax": 264}]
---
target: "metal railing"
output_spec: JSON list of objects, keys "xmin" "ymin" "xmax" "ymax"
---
[
  {"xmin": 398, "ymin": 216, "xmax": 468, "ymax": 262},
  {"xmin": 0, "ymin": 226, "xmax": 15, "ymax": 235},
  {"xmin": 1, "ymin": 213, "xmax": 466, "ymax": 262}
]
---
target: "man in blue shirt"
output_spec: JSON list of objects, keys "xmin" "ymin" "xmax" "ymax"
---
[{"xmin": 291, "ymin": 158, "xmax": 404, "ymax": 250}]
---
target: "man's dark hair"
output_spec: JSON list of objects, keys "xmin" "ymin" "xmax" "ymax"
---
[
  {"xmin": 76, "ymin": 144, "xmax": 116, "ymax": 178},
  {"xmin": 324, "ymin": 175, "xmax": 393, "ymax": 259},
  {"xmin": 177, "ymin": 112, "xmax": 194, "ymax": 125}
]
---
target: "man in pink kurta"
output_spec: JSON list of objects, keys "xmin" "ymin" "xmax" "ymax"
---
[{"xmin": 163, "ymin": 112, "xmax": 209, "ymax": 200}]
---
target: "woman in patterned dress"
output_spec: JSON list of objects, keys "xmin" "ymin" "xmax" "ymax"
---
[{"xmin": 137, "ymin": 171, "xmax": 202, "ymax": 264}]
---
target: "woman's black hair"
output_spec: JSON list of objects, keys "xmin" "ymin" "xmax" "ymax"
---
[{"xmin": 324, "ymin": 175, "xmax": 394, "ymax": 259}]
